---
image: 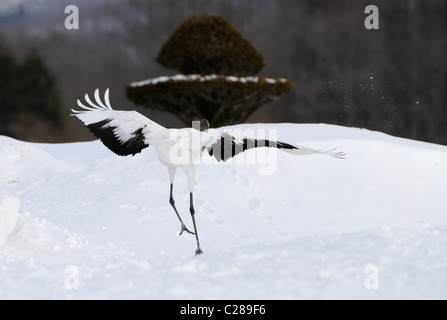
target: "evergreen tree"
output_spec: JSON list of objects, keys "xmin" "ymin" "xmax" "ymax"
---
[
  {"xmin": 0, "ymin": 39, "xmax": 19, "ymax": 123},
  {"xmin": 0, "ymin": 38, "xmax": 62, "ymax": 138},
  {"xmin": 126, "ymin": 13, "xmax": 290, "ymax": 127},
  {"xmin": 18, "ymin": 48, "xmax": 61, "ymax": 120}
]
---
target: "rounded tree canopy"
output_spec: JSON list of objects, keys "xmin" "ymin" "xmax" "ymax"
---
[
  {"xmin": 126, "ymin": 75, "xmax": 291, "ymax": 127},
  {"xmin": 156, "ymin": 14, "xmax": 265, "ymax": 76}
]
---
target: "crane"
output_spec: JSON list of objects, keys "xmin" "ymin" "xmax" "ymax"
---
[{"xmin": 72, "ymin": 89, "xmax": 345, "ymax": 255}]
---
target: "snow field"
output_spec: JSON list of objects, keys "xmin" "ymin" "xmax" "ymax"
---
[{"xmin": 1, "ymin": 123, "xmax": 447, "ymax": 299}]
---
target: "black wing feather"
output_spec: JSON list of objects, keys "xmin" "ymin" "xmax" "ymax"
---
[
  {"xmin": 87, "ymin": 119, "xmax": 149, "ymax": 156},
  {"xmin": 208, "ymin": 136, "xmax": 299, "ymax": 162}
]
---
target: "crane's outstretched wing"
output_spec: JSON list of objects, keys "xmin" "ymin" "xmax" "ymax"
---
[
  {"xmin": 206, "ymin": 131, "xmax": 346, "ymax": 162},
  {"xmin": 71, "ymin": 88, "xmax": 161, "ymax": 156}
]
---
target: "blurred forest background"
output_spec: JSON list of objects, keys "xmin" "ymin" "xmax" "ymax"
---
[{"xmin": 0, "ymin": 0, "xmax": 446, "ymax": 144}]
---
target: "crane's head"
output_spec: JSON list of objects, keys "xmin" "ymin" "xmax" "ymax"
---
[{"xmin": 200, "ymin": 119, "xmax": 210, "ymax": 132}]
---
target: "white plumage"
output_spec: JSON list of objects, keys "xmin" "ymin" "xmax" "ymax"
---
[{"xmin": 72, "ymin": 89, "xmax": 345, "ymax": 255}]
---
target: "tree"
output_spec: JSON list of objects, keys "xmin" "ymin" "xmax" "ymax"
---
[
  {"xmin": 18, "ymin": 48, "xmax": 61, "ymax": 120},
  {"xmin": 126, "ymin": 13, "xmax": 291, "ymax": 127},
  {"xmin": 0, "ymin": 39, "xmax": 19, "ymax": 125},
  {"xmin": 0, "ymin": 37, "xmax": 62, "ymax": 139},
  {"xmin": 155, "ymin": 13, "xmax": 264, "ymax": 76}
]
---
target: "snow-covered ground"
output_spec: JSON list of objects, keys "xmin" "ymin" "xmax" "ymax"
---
[{"xmin": 1, "ymin": 123, "xmax": 446, "ymax": 299}]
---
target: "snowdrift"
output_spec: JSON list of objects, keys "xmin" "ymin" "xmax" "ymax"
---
[{"xmin": 1, "ymin": 123, "xmax": 446, "ymax": 299}]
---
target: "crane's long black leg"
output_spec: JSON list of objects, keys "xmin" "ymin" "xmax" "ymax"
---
[
  {"xmin": 189, "ymin": 192, "xmax": 203, "ymax": 255},
  {"xmin": 169, "ymin": 183, "xmax": 194, "ymax": 235}
]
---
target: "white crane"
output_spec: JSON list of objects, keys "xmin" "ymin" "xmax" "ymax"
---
[{"xmin": 72, "ymin": 89, "xmax": 345, "ymax": 255}]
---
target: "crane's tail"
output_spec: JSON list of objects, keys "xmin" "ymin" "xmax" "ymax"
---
[{"xmin": 284, "ymin": 145, "xmax": 346, "ymax": 159}]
